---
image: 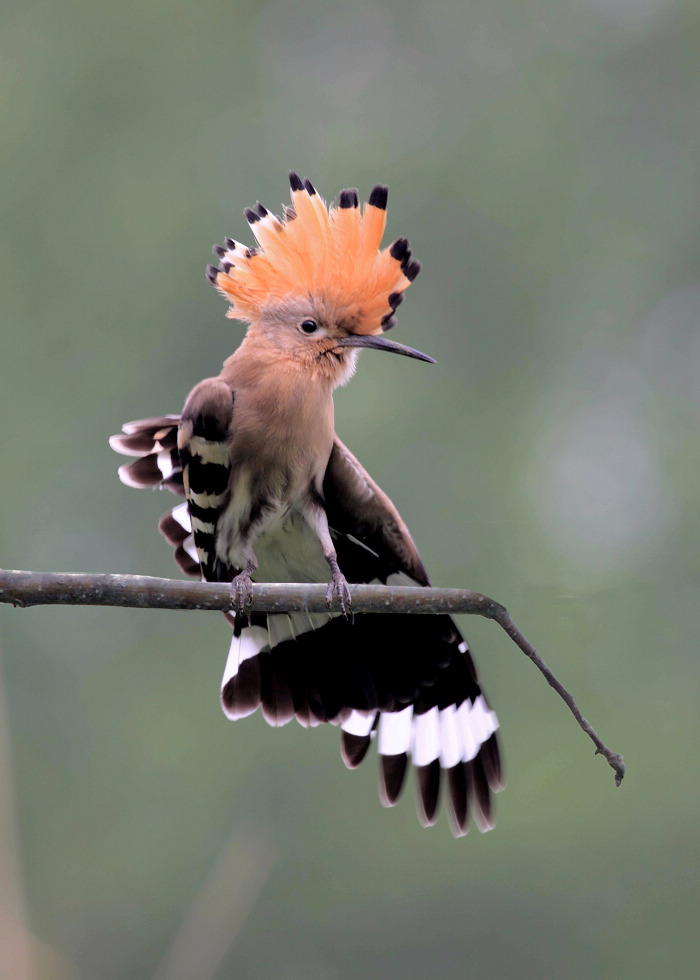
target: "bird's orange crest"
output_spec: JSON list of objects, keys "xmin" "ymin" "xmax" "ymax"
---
[{"xmin": 206, "ymin": 173, "xmax": 421, "ymax": 335}]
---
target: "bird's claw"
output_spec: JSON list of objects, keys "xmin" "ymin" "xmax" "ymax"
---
[
  {"xmin": 327, "ymin": 569, "xmax": 353, "ymax": 621},
  {"xmin": 230, "ymin": 572, "xmax": 254, "ymax": 618}
]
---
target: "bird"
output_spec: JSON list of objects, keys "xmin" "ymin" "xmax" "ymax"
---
[{"xmin": 110, "ymin": 173, "xmax": 503, "ymax": 836}]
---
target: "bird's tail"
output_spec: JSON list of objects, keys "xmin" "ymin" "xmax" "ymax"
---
[{"xmin": 221, "ymin": 580, "xmax": 505, "ymax": 837}]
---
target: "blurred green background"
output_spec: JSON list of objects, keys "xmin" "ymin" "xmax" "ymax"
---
[{"xmin": 2, "ymin": 0, "xmax": 699, "ymax": 977}]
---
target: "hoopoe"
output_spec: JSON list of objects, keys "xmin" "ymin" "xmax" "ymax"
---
[{"xmin": 110, "ymin": 173, "xmax": 503, "ymax": 836}]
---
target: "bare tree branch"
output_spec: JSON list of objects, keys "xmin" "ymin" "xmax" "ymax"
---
[{"xmin": 0, "ymin": 568, "xmax": 625, "ymax": 787}]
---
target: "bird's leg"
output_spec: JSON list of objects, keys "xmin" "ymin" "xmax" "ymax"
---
[
  {"xmin": 325, "ymin": 553, "xmax": 353, "ymax": 620},
  {"xmin": 230, "ymin": 552, "xmax": 257, "ymax": 619},
  {"xmin": 302, "ymin": 497, "xmax": 353, "ymax": 620}
]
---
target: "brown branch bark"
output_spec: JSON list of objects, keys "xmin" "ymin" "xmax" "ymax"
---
[{"xmin": 0, "ymin": 568, "xmax": 625, "ymax": 787}]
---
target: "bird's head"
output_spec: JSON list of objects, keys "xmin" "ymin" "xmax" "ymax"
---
[{"xmin": 206, "ymin": 174, "xmax": 433, "ymax": 388}]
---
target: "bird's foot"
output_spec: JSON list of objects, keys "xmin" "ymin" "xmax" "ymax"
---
[
  {"xmin": 326, "ymin": 568, "xmax": 353, "ymax": 621},
  {"xmin": 230, "ymin": 571, "xmax": 254, "ymax": 618}
]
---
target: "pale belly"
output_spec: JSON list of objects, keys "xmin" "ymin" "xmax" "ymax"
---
[
  {"xmin": 254, "ymin": 509, "xmax": 330, "ymax": 584},
  {"xmin": 214, "ymin": 467, "xmax": 329, "ymax": 585},
  {"xmin": 231, "ymin": 507, "xmax": 335, "ymax": 648}
]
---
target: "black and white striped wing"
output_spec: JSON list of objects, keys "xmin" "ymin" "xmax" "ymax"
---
[
  {"xmin": 110, "ymin": 382, "xmax": 235, "ymax": 584},
  {"xmin": 110, "ymin": 415, "xmax": 183, "ymax": 493},
  {"xmin": 176, "ymin": 379, "xmax": 235, "ymax": 582},
  {"xmin": 110, "ymin": 414, "xmax": 201, "ymax": 577}
]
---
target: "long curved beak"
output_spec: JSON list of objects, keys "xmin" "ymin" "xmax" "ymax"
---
[{"xmin": 335, "ymin": 334, "xmax": 435, "ymax": 364}]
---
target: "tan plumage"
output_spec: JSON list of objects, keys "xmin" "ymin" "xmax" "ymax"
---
[{"xmin": 111, "ymin": 173, "xmax": 503, "ymax": 837}]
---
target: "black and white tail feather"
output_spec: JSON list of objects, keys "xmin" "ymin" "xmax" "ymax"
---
[{"xmin": 111, "ymin": 415, "xmax": 504, "ymax": 837}]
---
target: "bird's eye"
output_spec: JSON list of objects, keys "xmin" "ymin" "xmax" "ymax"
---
[{"xmin": 300, "ymin": 319, "xmax": 318, "ymax": 334}]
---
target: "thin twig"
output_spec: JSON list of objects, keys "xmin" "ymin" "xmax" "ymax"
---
[
  {"xmin": 491, "ymin": 609, "xmax": 625, "ymax": 787},
  {"xmin": 0, "ymin": 568, "xmax": 625, "ymax": 786}
]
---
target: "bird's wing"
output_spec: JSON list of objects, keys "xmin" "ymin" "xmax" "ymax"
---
[
  {"xmin": 110, "ymin": 414, "xmax": 184, "ymax": 492},
  {"xmin": 175, "ymin": 379, "xmax": 235, "ymax": 583},
  {"xmin": 110, "ymin": 414, "xmax": 201, "ymax": 576},
  {"xmin": 110, "ymin": 378, "xmax": 235, "ymax": 583},
  {"xmin": 320, "ymin": 434, "xmax": 502, "ymax": 835},
  {"xmin": 323, "ymin": 434, "xmax": 430, "ymax": 586}
]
